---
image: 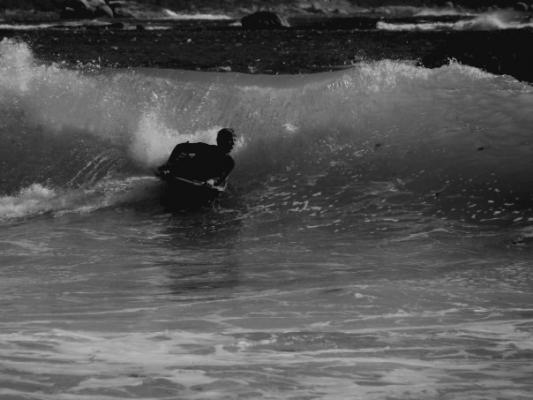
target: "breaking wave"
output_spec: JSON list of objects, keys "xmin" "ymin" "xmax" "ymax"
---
[
  {"xmin": 162, "ymin": 9, "xmax": 232, "ymax": 20},
  {"xmin": 378, "ymin": 11, "xmax": 533, "ymax": 31},
  {"xmin": 1, "ymin": 38, "xmax": 532, "ymax": 221},
  {"xmin": 0, "ymin": 23, "xmax": 56, "ymax": 30},
  {"xmin": 414, "ymin": 8, "xmax": 474, "ymax": 17}
]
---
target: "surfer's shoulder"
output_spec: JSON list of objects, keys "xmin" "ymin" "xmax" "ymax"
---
[
  {"xmin": 225, "ymin": 154, "xmax": 235, "ymax": 168},
  {"xmin": 181, "ymin": 142, "xmax": 216, "ymax": 151},
  {"xmin": 171, "ymin": 141, "xmax": 212, "ymax": 156}
]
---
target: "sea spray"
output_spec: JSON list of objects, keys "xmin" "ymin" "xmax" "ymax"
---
[{"xmin": 0, "ymin": 184, "xmax": 58, "ymax": 219}]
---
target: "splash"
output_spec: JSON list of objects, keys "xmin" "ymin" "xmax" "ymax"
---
[
  {"xmin": 0, "ymin": 178, "xmax": 159, "ymax": 221},
  {"xmin": 162, "ymin": 9, "xmax": 232, "ymax": 20},
  {"xmin": 0, "ymin": 184, "xmax": 59, "ymax": 220}
]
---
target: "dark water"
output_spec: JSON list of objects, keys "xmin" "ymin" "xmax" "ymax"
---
[{"xmin": 1, "ymin": 38, "xmax": 533, "ymax": 399}]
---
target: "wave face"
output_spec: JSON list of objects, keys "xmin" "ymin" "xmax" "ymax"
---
[{"xmin": 1, "ymin": 38, "xmax": 533, "ymax": 221}]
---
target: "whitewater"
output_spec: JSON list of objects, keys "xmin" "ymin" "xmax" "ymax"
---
[
  {"xmin": 1, "ymin": 38, "xmax": 533, "ymax": 399},
  {"xmin": 378, "ymin": 10, "xmax": 533, "ymax": 31}
]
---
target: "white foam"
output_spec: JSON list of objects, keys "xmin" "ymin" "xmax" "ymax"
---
[
  {"xmin": 414, "ymin": 8, "xmax": 473, "ymax": 17},
  {"xmin": 0, "ymin": 38, "xmax": 35, "ymax": 92},
  {"xmin": 0, "ymin": 23, "xmax": 55, "ymax": 30},
  {"xmin": 378, "ymin": 11, "xmax": 533, "ymax": 31},
  {"xmin": 0, "ymin": 184, "xmax": 58, "ymax": 220},
  {"xmin": 0, "ymin": 176, "xmax": 161, "ymax": 221},
  {"xmin": 163, "ymin": 9, "xmax": 232, "ymax": 20}
]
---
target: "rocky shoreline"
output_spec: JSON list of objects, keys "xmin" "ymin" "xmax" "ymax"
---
[{"xmin": 2, "ymin": 0, "xmax": 533, "ymax": 21}]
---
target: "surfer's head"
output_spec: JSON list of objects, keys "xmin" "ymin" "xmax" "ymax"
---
[{"xmin": 217, "ymin": 128, "xmax": 236, "ymax": 153}]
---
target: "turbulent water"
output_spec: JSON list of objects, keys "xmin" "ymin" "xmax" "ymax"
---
[
  {"xmin": 377, "ymin": 11, "xmax": 533, "ymax": 31},
  {"xmin": 1, "ymin": 38, "xmax": 533, "ymax": 399}
]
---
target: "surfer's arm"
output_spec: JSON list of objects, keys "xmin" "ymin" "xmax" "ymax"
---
[
  {"xmin": 157, "ymin": 142, "xmax": 198, "ymax": 177},
  {"xmin": 212, "ymin": 156, "xmax": 235, "ymax": 186}
]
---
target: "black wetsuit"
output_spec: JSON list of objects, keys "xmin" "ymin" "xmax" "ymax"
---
[{"xmin": 160, "ymin": 142, "xmax": 234, "ymax": 185}]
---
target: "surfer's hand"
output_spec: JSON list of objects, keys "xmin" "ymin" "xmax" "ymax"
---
[
  {"xmin": 209, "ymin": 179, "xmax": 227, "ymax": 192},
  {"xmin": 155, "ymin": 166, "xmax": 170, "ymax": 177}
]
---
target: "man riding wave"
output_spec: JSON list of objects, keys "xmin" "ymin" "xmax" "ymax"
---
[{"xmin": 156, "ymin": 128, "xmax": 236, "ymax": 189}]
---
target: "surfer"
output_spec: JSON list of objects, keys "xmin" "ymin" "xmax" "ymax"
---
[{"xmin": 156, "ymin": 128, "xmax": 236, "ymax": 188}]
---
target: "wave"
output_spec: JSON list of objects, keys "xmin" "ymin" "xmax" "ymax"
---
[
  {"xmin": 0, "ymin": 21, "xmax": 186, "ymax": 32},
  {"xmin": 162, "ymin": 9, "xmax": 232, "ymax": 20},
  {"xmin": 378, "ymin": 11, "xmax": 533, "ymax": 31},
  {"xmin": 1, "ymin": 38, "xmax": 533, "ymax": 221},
  {"xmin": 104, "ymin": 2, "xmax": 234, "ymax": 21},
  {"xmin": 0, "ymin": 177, "xmax": 160, "ymax": 221},
  {"xmin": 0, "ymin": 184, "xmax": 58, "ymax": 220},
  {"xmin": 0, "ymin": 23, "xmax": 56, "ymax": 30},
  {"xmin": 414, "ymin": 8, "xmax": 474, "ymax": 17}
]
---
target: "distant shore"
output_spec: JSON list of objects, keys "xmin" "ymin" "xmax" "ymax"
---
[
  {"xmin": 1, "ymin": 17, "xmax": 532, "ymax": 82},
  {"xmin": 2, "ymin": 0, "xmax": 532, "ymax": 22}
]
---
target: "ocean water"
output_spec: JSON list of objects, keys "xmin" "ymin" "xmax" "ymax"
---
[
  {"xmin": 1, "ymin": 38, "xmax": 533, "ymax": 399},
  {"xmin": 377, "ymin": 10, "xmax": 533, "ymax": 31}
]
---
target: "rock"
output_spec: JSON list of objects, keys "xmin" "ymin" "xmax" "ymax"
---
[
  {"xmin": 241, "ymin": 11, "xmax": 289, "ymax": 29},
  {"xmin": 61, "ymin": 0, "xmax": 114, "ymax": 19}
]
